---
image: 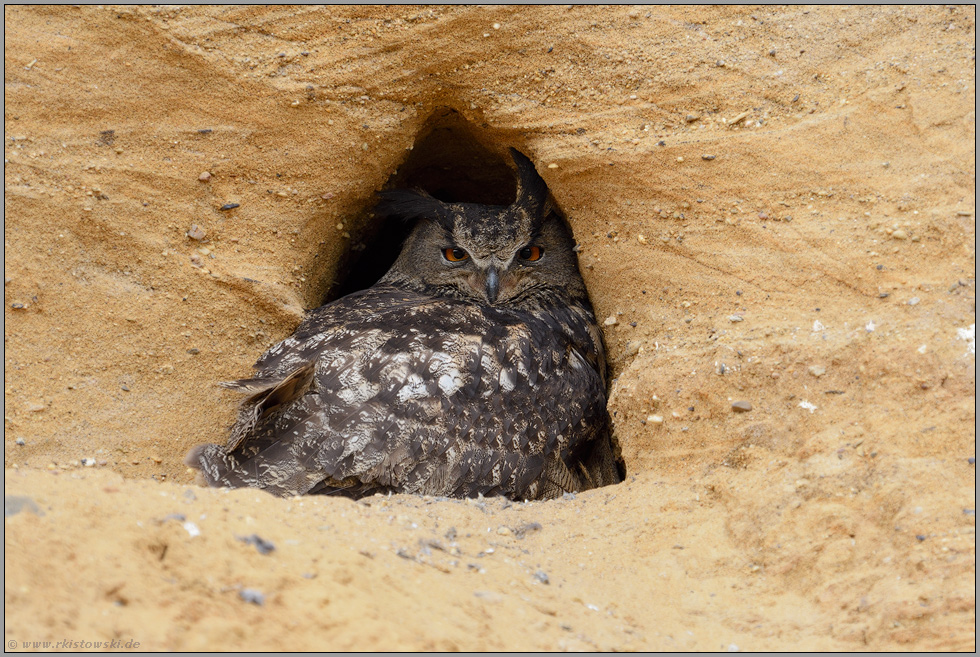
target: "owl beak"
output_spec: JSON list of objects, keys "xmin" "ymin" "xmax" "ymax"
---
[{"xmin": 484, "ymin": 266, "xmax": 500, "ymax": 303}]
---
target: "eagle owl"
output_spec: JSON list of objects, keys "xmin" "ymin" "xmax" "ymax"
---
[{"xmin": 186, "ymin": 149, "xmax": 620, "ymax": 500}]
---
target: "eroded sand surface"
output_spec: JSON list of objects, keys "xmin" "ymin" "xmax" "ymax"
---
[{"xmin": 4, "ymin": 5, "xmax": 975, "ymax": 651}]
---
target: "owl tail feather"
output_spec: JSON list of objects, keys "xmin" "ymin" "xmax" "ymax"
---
[
  {"xmin": 184, "ymin": 441, "xmax": 325, "ymax": 497},
  {"xmin": 219, "ymin": 360, "xmax": 316, "ymax": 451}
]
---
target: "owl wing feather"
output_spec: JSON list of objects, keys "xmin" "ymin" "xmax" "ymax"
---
[{"xmin": 186, "ymin": 283, "xmax": 609, "ymax": 499}]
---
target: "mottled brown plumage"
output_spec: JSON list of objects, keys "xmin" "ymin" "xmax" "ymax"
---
[{"xmin": 185, "ymin": 149, "xmax": 620, "ymax": 499}]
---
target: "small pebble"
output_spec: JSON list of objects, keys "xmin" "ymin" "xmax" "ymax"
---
[
  {"xmin": 969, "ymin": 457, "xmax": 976, "ymax": 465},
  {"xmin": 907, "ymin": 297, "xmax": 920, "ymax": 306},
  {"xmin": 637, "ymin": 234, "xmax": 647, "ymax": 244},
  {"xmin": 646, "ymin": 414, "xmax": 664, "ymax": 424},
  {"xmin": 891, "ymin": 229, "xmax": 908, "ymax": 240},
  {"xmin": 81, "ymin": 458, "xmax": 96, "ymax": 467},
  {"xmin": 701, "ymin": 154, "xmax": 716, "ymax": 160},
  {"xmin": 729, "ymin": 111, "xmax": 750, "ymax": 125},
  {"xmin": 15, "ymin": 438, "xmax": 26, "ymax": 446},
  {"xmin": 239, "ymin": 588, "xmax": 265, "ymax": 606},
  {"xmin": 515, "ymin": 522, "xmax": 543, "ymax": 538},
  {"xmin": 219, "ymin": 203, "xmax": 240, "ymax": 211},
  {"xmin": 496, "ymin": 526, "xmax": 512, "ymax": 536},
  {"xmin": 728, "ymin": 315, "xmax": 744, "ymax": 323},
  {"xmin": 186, "ymin": 224, "xmax": 206, "ymax": 241},
  {"xmin": 238, "ymin": 534, "xmax": 276, "ymax": 555},
  {"xmin": 685, "ymin": 114, "xmax": 700, "ymax": 123},
  {"xmin": 198, "ymin": 171, "xmax": 211, "ymax": 182},
  {"xmin": 533, "ymin": 570, "xmax": 550, "ymax": 584},
  {"xmin": 731, "ymin": 401, "xmax": 752, "ymax": 413},
  {"xmin": 915, "ymin": 534, "xmax": 926, "ymax": 542},
  {"xmin": 808, "ymin": 365, "xmax": 826, "ymax": 377},
  {"xmin": 604, "ymin": 315, "xmax": 618, "ymax": 327},
  {"xmin": 5, "ymin": 496, "xmax": 44, "ymax": 518}
]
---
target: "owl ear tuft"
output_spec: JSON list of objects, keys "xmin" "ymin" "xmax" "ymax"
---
[
  {"xmin": 509, "ymin": 148, "xmax": 548, "ymax": 217},
  {"xmin": 375, "ymin": 189, "xmax": 453, "ymax": 228}
]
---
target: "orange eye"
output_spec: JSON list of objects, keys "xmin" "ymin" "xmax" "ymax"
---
[
  {"xmin": 443, "ymin": 247, "xmax": 469, "ymax": 262},
  {"xmin": 519, "ymin": 245, "xmax": 543, "ymax": 262}
]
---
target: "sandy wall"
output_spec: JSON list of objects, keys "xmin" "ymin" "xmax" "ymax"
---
[{"xmin": 4, "ymin": 5, "xmax": 975, "ymax": 650}]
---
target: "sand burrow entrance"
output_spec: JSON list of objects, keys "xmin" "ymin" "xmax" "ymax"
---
[
  {"xmin": 314, "ymin": 108, "xmax": 624, "ymax": 478},
  {"xmin": 324, "ymin": 107, "xmax": 521, "ymax": 301}
]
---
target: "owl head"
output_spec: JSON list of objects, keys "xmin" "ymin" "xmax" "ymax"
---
[{"xmin": 377, "ymin": 148, "xmax": 586, "ymax": 306}]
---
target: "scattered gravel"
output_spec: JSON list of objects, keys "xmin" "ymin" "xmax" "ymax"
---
[
  {"xmin": 219, "ymin": 203, "xmax": 240, "ymax": 211},
  {"xmin": 731, "ymin": 401, "xmax": 752, "ymax": 413}
]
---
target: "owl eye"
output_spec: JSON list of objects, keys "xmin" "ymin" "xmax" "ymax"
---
[
  {"xmin": 443, "ymin": 247, "xmax": 470, "ymax": 262},
  {"xmin": 519, "ymin": 245, "xmax": 544, "ymax": 262}
]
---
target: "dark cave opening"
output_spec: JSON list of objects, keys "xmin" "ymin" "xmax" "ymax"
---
[{"xmin": 327, "ymin": 108, "xmax": 518, "ymax": 301}]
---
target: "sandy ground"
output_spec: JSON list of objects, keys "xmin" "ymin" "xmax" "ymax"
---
[{"xmin": 4, "ymin": 4, "xmax": 976, "ymax": 651}]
